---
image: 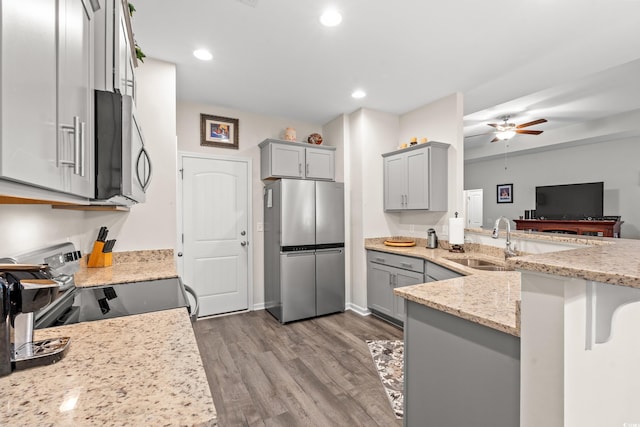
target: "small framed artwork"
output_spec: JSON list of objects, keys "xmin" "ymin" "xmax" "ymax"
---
[
  {"xmin": 200, "ymin": 114, "xmax": 239, "ymax": 149},
  {"xmin": 497, "ymin": 183, "xmax": 513, "ymax": 203}
]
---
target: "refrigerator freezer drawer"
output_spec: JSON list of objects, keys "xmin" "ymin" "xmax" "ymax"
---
[
  {"xmin": 316, "ymin": 248, "xmax": 345, "ymax": 316},
  {"xmin": 280, "ymin": 251, "xmax": 316, "ymax": 323}
]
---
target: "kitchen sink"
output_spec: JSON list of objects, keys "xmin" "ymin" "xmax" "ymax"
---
[{"xmin": 446, "ymin": 258, "xmax": 513, "ymax": 272}]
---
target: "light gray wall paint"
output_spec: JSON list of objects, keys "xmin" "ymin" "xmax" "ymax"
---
[{"xmin": 464, "ymin": 136, "xmax": 640, "ymax": 239}]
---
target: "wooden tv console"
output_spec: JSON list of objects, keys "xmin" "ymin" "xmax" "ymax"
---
[{"xmin": 513, "ymin": 219, "xmax": 623, "ymax": 238}]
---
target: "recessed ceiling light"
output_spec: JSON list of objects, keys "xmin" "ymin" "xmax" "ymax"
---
[
  {"xmin": 320, "ymin": 9, "xmax": 342, "ymax": 27},
  {"xmin": 193, "ymin": 49, "xmax": 213, "ymax": 61},
  {"xmin": 351, "ymin": 90, "xmax": 366, "ymax": 99}
]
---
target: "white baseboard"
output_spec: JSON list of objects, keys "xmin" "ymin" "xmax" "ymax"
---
[
  {"xmin": 252, "ymin": 302, "xmax": 266, "ymax": 311},
  {"xmin": 346, "ymin": 303, "xmax": 371, "ymax": 316}
]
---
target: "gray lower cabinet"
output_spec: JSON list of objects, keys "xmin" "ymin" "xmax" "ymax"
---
[
  {"xmin": 404, "ymin": 300, "xmax": 520, "ymax": 427},
  {"xmin": 426, "ymin": 261, "xmax": 463, "ymax": 282},
  {"xmin": 367, "ymin": 250, "xmax": 425, "ymax": 325}
]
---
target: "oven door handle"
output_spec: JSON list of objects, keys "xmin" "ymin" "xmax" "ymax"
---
[{"xmin": 183, "ymin": 283, "xmax": 199, "ymax": 321}]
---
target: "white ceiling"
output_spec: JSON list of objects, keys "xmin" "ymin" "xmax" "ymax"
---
[{"xmin": 132, "ymin": 0, "xmax": 640, "ymax": 149}]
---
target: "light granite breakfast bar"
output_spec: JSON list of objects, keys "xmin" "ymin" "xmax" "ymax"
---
[
  {"xmin": 0, "ymin": 308, "xmax": 217, "ymax": 427},
  {"xmin": 368, "ymin": 230, "xmax": 640, "ymax": 427},
  {"xmin": 366, "ymin": 237, "xmax": 522, "ymax": 427}
]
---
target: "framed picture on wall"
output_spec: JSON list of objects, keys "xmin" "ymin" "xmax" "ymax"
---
[
  {"xmin": 497, "ymin": 183, "xmax": 513, "ymax": 203},
  {"xmin": 200, "ymin": 113, "xmax": 239, "ymax": 149}
]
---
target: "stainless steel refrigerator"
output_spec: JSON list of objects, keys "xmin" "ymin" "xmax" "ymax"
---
[{"xmin": 264, "ymin": 179, "xmax": 345, "ymax": 323}]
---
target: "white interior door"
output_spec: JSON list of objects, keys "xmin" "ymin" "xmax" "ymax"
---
[
  {"xmin": 182, "ymin": 156, "xmax": 249, "ymax": 317},
  {"xmin": 464, "ymin": 189, "xmax": 484, "ymax": 228}
]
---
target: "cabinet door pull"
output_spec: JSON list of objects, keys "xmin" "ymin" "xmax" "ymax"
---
[
  {"xmin": 78, "ymin": 121, "xmax": 86, "ymax": 177},
  {"xmin": 375, "ymin": 257, "xmax": 386, "ymax": 263},
  {"xmin": 306, "ymin": 163, "xmax": 309, "ymax": 176},
  {"xmin": 73, "ymin": 116, "xmax": 81, "ymax": 175},
  {"xmin": 401, "ymin": 262, "xmax": 413, "ymax": 268},
  {"xmin": 298, "ymin": 163, "xmax": 302, "ymax": 176},
  {"xmin": 59, "ymin": 122, "xmax": 75, "ymax": 168}
]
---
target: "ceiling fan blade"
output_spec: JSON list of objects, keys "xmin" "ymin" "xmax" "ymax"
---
[
  {"xmin": 490, "ymin": 137, "xmax": 500, "ymax": 143},
  {"xmin": 516, "ymin": 118, "xmax": 547, "ymax": 129},
  {"xmin": 515, "ymin": 129, "xmax": 543, "ymax": 135},
  {"xmin": 465, "ymin": 132, "xmax": 494, "ymax": 138},
  {"xmin": 487, "ymin": 123, "xmax": 499, "ymax": 128}
]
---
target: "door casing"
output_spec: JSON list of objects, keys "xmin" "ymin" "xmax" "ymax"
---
[{"xmin": 176, "ymin": 151, "xmax": 253, "ymax": 314}]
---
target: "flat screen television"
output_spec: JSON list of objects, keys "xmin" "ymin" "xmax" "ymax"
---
[{"xmin": 535, "ymin": 182, "xmax": 604, "ymax": 220}]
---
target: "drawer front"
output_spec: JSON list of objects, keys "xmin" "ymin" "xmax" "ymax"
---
[
  {"xmin": 367, "ymin": 250, "xmax": 424, "ymax": 273},
  {"xmin": 426, "ymin": 261, "xmax": 463, "ymax": 281}
]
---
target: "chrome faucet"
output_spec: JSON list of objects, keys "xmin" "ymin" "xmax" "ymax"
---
[{"xmin": 492, "ymin": 216, "xmax": 517, "ymax": 258}]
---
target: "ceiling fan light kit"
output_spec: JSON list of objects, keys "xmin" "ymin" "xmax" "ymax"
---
[{"xmin": 496, "ymin": 130, "xmax": 516, "ymax": 140}]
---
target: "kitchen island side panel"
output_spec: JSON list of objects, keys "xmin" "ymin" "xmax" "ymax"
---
[{"xmin": 404, "ymin": 300, "xmax": 520, "ymax": 427}]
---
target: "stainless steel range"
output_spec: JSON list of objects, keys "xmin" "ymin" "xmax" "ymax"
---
[{"xmin": 1, "ymin": 243, "xmax": 195, "ymax": 330}]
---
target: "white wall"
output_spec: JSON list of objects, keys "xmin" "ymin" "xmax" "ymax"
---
[
  {"xmin": 176, "ymin": 100, "xmax": 322, "ymax": 307},
  {"xmin": 464, "ymin": 135, "xmax": 640, "ymax": 238},
  {"xmin": 346, "ymin": 108, "xmax": 400, "ymax": 310},
  {"xmin": 0, "ymin": 58, "xmax": 178, "ymax": 257},
  {"xmin": 343, "ymin": 93, "xmax": 465, "ymax": 311}
]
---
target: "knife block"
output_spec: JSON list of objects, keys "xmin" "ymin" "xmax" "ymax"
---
[{"xmin": 87, "ymin": 242, "xmax": 113, "ymax": 268}]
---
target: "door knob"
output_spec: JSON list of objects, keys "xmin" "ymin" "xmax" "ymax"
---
[
  {"xmin": 241, "ymin": 230, "xmax": 246, "ymax": 236},
  {"xmin": 177, "ymin": 252, "xmax": 183, "ymax": 257},
  {"xmin": 240, "ymin": 241, "xmax": 248, "ymax": 247}
]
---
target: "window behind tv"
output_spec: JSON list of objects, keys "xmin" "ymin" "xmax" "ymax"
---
[{"xmin": 535, "ymin": 182, "xmax": 604, "ymax": 220}]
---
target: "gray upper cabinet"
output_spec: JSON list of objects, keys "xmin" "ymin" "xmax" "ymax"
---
[
  {"xmin": 259, "ymin": 139, "xmax": 336, "ymax": 181},
  {"xmin": 58, "ymin": 0, "xmax": 95, "ymax": 198},
  {"xmin": 95, "ymin": 0, "xmax": 137, "ymax": 102},
  {"xmin": 1, "ymin": 0, "xmax": 96, "ymax": 198},
  {"xmin": 383, "ymin": 142, "xmax": 449, "ymax": 211},
  {"xmin": 305, "ymin": 146, "xmax": 335, "ymax": 180}
]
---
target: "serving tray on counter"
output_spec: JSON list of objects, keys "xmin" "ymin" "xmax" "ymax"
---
[{"xmin": 383, "ymin": 238, "xmax": 416, "ymax": 247}]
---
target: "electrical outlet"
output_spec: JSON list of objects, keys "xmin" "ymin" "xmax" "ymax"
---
[{"xmin": 257, "ymin": 222, "xmax": 264, "ymax": 232}]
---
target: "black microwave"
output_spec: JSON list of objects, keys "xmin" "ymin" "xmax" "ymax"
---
[{"xmin": 94, "ymin": 90, "xmax": 152, "ymax": 205}]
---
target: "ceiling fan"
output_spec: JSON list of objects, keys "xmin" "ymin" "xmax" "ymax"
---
[{"xmin": 487, "ymin": 115, "xmax": 547, "ymax": 142}]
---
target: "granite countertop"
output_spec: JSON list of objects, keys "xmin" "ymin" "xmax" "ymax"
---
[
  {"xmin": 465, "ymin": 227, "xmax": 640, "ymax": 288},
  {"xmin": 369, "ymin": 231, "xmax": 640, "ymax": 336},
  {"xmin": 505, "ymin": 234, "xmax": 640, "ymax": 288},
  {"xmin": 0, "ymin": 308, "xmax": 217, "ymax": 427},
  {"xmin": 74, "ymin": 249, "xmax": 178, "ymax": 288},
  {"xmin": 366, "ymin": 239, "xmax": 521, "ymax": 336}
]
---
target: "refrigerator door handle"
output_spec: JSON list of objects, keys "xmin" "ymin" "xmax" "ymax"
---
[
  {"xmin": 283, "ymin": 251, "xmax": 315, "ymax": 257},
  {"xmin": 316, "ymin": 249, "xmax": 343, "ymax": 254}
]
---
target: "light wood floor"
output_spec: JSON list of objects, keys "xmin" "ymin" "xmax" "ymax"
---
[{"xmin": 193, "ymin": 310, "xmax": 404, "ymax": 427}]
